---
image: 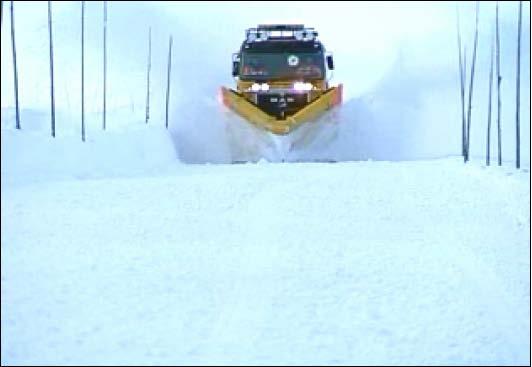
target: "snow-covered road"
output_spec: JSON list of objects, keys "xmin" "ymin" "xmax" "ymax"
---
[
  {"xmin": 1, "ymin": 1, "xmax": 530, "ymax": 364},
  {"xmin": 2, "ymin": 158, "xmax": 529, "ymax": 365}
]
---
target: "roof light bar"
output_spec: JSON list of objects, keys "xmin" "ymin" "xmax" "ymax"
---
[{"xmin": 245, "ymin": 25, "xmax": 318, "ymax": 43}]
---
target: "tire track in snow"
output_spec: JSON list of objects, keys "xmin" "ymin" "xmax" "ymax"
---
[
  {"xmin": 443, "ymin": 242, "xmax": 530, "ymax": 364},
  {"xmin": 194, "ymin": 182, "xmax": 292, "ymax": 364}
]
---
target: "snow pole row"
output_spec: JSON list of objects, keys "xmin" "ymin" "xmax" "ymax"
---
[
  {"xmin": 456, "ymin": 1, "xmax": 523, "ymax": 169},
  {"xmin": 5, "ymin": 2, "xmax": 175, "ymax": 141}
]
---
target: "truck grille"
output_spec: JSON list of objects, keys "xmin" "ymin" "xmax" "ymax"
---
[{"xmin": 256, "ymin": 92, "xmax": 309, "ymax": 119}]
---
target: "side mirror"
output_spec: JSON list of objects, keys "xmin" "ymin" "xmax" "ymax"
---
[
  {"xmin": 232, "ymin": 53, "xmax": 240, "ymax": 77},
  {"xmin": 232, "ymin": 61, "xmax": 239, "ymax": 77},
  {"xmin": 326, "ymin": 55, "xmax": 334, "ymax": 70}
]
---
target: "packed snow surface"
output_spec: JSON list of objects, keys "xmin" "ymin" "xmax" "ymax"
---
[{"xmin": 1, "ymin": 129, "xmax": 530, "ymax": 366}]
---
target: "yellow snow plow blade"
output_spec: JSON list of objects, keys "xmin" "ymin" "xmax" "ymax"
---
[{"xmin": 221, "ymin": 84, "xmax": 343, "ymax": 135}]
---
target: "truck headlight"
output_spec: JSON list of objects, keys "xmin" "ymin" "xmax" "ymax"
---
[
  {"xmin": 247, "ymin": 33, "xmax": 257, "ymax": 43},
  {"xmin": 249, "ymin": 83, "xmax": 269, "ymax": 92},
  {"xmin": 293, "ymin": 82, "xmax": 313, "ymax": 91},
  {"xmin": 259, "ymin": 31, "xmax": 268, "ymax": 42}
]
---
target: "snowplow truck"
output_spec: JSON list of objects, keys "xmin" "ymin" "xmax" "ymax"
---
[{"xmin": 221, "ymin": 24, "xmax": 343, "ymax": 135}]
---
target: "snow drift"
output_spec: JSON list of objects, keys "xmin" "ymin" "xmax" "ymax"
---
[{"xmin": 1, "ymin": 112, "xmax": 178, "ymax": 187}]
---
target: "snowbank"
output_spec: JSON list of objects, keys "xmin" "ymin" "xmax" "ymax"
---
[{"xmin": 1, "ymin": 118, "xmax": 179, "ymax": 188}]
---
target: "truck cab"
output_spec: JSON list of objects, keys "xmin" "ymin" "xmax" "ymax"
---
[{"xmin": 221, "ymin": 24, "xmax": 341, "ymax": 134}]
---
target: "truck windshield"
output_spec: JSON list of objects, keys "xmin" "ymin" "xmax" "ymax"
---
[{"xmin": 240, "ymin": 53, "xmax": 324, "ymax": 80}]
